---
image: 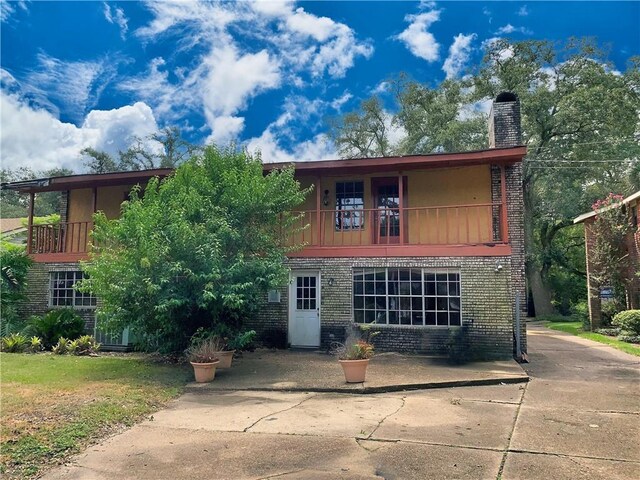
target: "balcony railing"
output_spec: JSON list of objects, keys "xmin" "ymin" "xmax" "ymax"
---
[
  {"xmin": 28, "ymin": 221, "xmax": 92, "ymax": 255},
  {"xmin": 285, "ymin": 203, "xmax": 506, "ymax": 247}
]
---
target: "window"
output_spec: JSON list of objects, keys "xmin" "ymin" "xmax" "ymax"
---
[
  {"xmin": 50, "ymin": 271, "xmax": 96, "ymax": 308},
  {"xmin": 353, "ymin": 268, "xmax": 461, "ymax": 326},
  {"xmin": 296, "ymin": 275, "xmax": 317, "ymax": 310},
  {"xmin": 335, "ymin": 181, "xmax": 364, "ymax": 230}
]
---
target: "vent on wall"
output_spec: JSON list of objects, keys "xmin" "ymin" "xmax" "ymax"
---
[{"xmin": 268, "ymin": 290, "xmax": 281, "ymax": 303}]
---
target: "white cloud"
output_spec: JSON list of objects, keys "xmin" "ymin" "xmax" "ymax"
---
[
  {"xmin": 1, "ymin": 0, "xmax": 27, "ymax": 23},
  {"xmin": 482, "ymin": 6, "xmax": 492, "ymax": 24},
  {"xmin": 23, "ymin": 53, "xmax": 117, "ymax": 122},
  {"xmin": 495, "ymin": 24, "xmax": 532, "ymax": 35},
  {"xmin": 0, "ymin": 92, "xmax": 160, "ymax": 171},
  {"xmin": 397, "ymin": 9, "xmax": 441, "ymax": 62},
  {"xmin": 517, "ymin": 5, "xmax": 529, "ymax": 16},
  {"xmin": 442, "ymin": 33, "xmax": 476, "ymax": 79},
  {"xmin": 330, "ymin": 92, "xmax": 352, "ymax": 111},
  {"xmin": 103, "ymin": 2, "xmax": 128, "ymax": 39},
  {"xmin": 124, "ymin": 1, "xmax": 372, "ymax": 144}
]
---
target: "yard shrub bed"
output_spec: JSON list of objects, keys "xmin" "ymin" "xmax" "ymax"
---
[
  {"xmin": 544, "ymin": 318, "xmax": 640, "ymax": 357},
  {"xmin": 0, "ymin": 353, "xmax": 190, "ymax": 479}
]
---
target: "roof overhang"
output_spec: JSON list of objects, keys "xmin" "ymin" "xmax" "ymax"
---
[
  {"xmin": 1, "ymin": 168, "xmax": 174, "ymax": 194},
  {"xmin": 573, "ymin": 190, "xmax": 640, "ymax": 224},
  {"xmin": 264, "ymin": 146, "xmax": 527, "ymax": 176}
]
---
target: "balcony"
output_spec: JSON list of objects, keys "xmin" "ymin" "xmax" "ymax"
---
[
  {"xmin": 28, "ymin": 221, "xmax": 92, "ymax": 262},
  {"xmin": 285, "ymin": 203, "xmax": 511, "ymax": 258}
]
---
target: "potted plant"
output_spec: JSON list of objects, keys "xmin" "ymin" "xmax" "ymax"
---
[
  {"xmin": 338, "ymin": 340, "xmax": 375, "ymax": 383},
  {"xmin": 186, "ymin": 337, "xmax": 220, "ymax": 383}
]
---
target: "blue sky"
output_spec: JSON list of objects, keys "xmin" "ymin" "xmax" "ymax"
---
[{"xmin": 1, "ymin": 1, "xmax": 638, "ymax": 172}]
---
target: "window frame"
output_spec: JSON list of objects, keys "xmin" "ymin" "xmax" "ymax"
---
[
  {"xmin": 335, "ymin": 180, "xmax": 365, "ymax": 231},
  {"xmin": 49, "ymin": 270, "xmax": 97, "ymax": 309},
  {"xmin": 352, "ymin": 267, "xmax": 462, "ymax": 327}
]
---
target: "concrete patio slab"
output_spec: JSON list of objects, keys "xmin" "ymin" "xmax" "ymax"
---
[
  {"xmin": 502, "ymin": 451, "xmax": 640, "ymax": 480},
  {"xmin": 361, "ymin": 440, "xmax": 504, "ymax": 480},
  {"xmin": 371, "ymin": 392, "xmax": 520, "ymax": 449},
  {"xmin": 247, "ymin": 392, "xmax": 404, "ymax": 438},
  {"xmin": 510, "ymin": 405, "xmax": 640, "ymax": 461},
  {"xmin": 186, "ymin": 349, "xmax": 528, "ymax": 394}
]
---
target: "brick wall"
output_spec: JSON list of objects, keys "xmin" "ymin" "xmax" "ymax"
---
[
  {"xmin": 19, "ymin": 262, "xmax": 97, "ymax": 332},
  {"xmin": 249, "ymin": 256, "xmax": 516, "ymax": 359}
]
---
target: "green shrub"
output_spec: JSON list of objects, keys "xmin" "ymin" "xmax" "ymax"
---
[
  {"xmin": 601, "ymin": 301, "xmax": 624, "ymax": 327},
  {"xmin": 595, "ymin": 327, "xmax": 621, "ymax": 337},
  {"xmin": 52, "ymin": 337, "xmax": 69, "ymax": 355},
  {"xmin": 617, "ymin": 334, "xmax": 640, "ymax": 344},
  {"xmin": 0, "ymin": 333, "xmax": 28, "ymax": 353},
  {"xmin": 612, "ymin": 310, "xmax": 640, "ymax": 335},
  {"xmin": 227, "ymin": 330, "xmax": 257, "ymax": 351},
  {"xmin": 0, "ymin": 243, "xmax": 32, "ymax": 336},
  {"xmin": 68, "ymin": 335, "xmax": 101, "ymax": 356},
  {"xmin": 24, "ymin": 309, "xmax": 85, "ymax": 349},
  {"xmin": 27, "ymin": 336, "xmax": 44, "ymax": 353},
  {"xmin": 571, "ymin": 301, "xmax": 590, "ymax": 329}
]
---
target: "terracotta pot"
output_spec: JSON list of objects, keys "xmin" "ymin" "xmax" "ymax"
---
[
  {"xmin": 214, "ymin": 350, "xmax": 235, "ymax": 369},
  {"xmin": 338, "ymin": 358, "xmax": 370, "ymax": 383},
  {"xmin": 190, "ymin": 360, "xmax": 220, "ymax": 383}
]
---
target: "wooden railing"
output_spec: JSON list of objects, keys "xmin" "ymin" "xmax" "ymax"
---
[
  {"xmin": 28, "ymin": 222, "xmax": 92, "ymax": 255},
  {"xmin": 285, "ymin": 203, "xmax": 505, "ymax": 247}
]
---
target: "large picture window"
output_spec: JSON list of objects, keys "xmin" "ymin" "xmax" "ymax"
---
[
  {"xmin": 335, "ymin": 181, "xmax": 364, "ymax": 230},
  {"xmin": 50, "ymin": 271, "xmax": 97, "ymax": 308},
  {"xmin": 353, "ymin": 268, "xmax": 461, "ymax": 326}
]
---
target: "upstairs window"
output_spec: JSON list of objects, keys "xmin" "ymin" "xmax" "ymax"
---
[
  {"xmin": 50, "ymin": 271, "xmax": 97, "ymax": 308},
  {"xmin": 335, "ymin": 181, "xmax": 365, "ymax": 231}
]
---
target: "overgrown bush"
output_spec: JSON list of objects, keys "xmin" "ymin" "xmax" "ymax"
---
[
  {"xmin": 0, "ymin": 243, "xmax": 32, "ymax": 336},
  {"xmin": 612, "ymin": 310, "xmax": 640, "ymax": 335},
  {"xmin": 66, "ymin": 335, "xmax": 101, "ymax": 356},
  {"xmin": 23, "ymin": 309, "xmax": 85, "ymax": 349},
  {"xmin": 601, "ymin": 301, "xmax": 624, "ymax": 327},
  {"xmin": 1, "ymin": 333, "xmax": 28, "ymax": 353},
  {"xmin": 52, "ymin": 337, "xmax": 69, "ymax": 355},
  {"xmin": 570, "ymin": 302, "xmax": 590, "ymax": 329},
  {"xmin": 595, "ymin": 327, "xmax": 621, "ymax": 337},
  {"xmin": 617, "ymin": 334, "xmax": 640, "ymax": 344},
  {"xmin": 81, "ymin": 147, "xmax": 311, "ymax": 352}
]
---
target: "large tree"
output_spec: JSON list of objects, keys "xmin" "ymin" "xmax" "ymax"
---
[
  {"xmin": 1, "ymin": 167, "xmax": 73, "ymax": 218},
  {"xmin": 328, "ymin": 38, "xmax": 640, "ymax": 315},
  {"xmin": 80, "ymin": 146, "xmax": 310, "ymax": 351}
]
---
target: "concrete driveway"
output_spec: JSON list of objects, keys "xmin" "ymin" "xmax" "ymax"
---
[{"xmin": 45, "ymin": 324, "xmax": 639, "ymax": 480}]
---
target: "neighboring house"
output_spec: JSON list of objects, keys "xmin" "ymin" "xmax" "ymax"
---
[
  {"xmin": 1, "ymin": 218, "xmax": 27, "ymax": 244},
  {"xmin": 2, "ymin": 93, "xmax": 527, "ymax": 359},
  {"xmin": 574, "ymin": 191, "xmax": 640, "ymax": 329}
]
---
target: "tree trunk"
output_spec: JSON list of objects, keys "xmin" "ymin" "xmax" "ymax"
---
[
  {"xmin": 528, "ymin": 267, "xmax": 555, "ymax": 316},
  {"xmin": 523, "ymin": 178, "xmax": 556, "ymax": 316}
]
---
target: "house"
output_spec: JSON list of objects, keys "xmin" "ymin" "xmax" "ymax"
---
[
  {"xmin": 3, "ymin": 92, "xmax": 527, "ymax": 358},
  {"xmin": 574, "ymin": 191, "xmax": 640, "ymax": 329}
]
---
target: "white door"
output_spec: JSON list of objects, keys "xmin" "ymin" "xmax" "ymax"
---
[{"xmin": 289, "ymin": 271, "xmax": 320, "ymax": 347}]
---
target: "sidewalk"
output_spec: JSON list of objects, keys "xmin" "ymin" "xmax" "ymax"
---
[{"xmin": 186, "ymin": 349, "xmax": 528, "ymax": 394}]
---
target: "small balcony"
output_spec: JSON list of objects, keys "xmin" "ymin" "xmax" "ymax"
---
[
  {"xmin": 285, "ymin": 203, "xmax": 510, "ymax": 258},
  {"xmin": 28, "ymin": 221, "xmax": 92, "ymax": 262}
]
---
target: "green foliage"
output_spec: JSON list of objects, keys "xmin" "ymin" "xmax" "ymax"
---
[
  {"xmin": 0, "ymin": 167, "xmax": 72, "ymax": 217},
  {"xmin": 51, "ymin": 337, "xmax": 69, "ymax": 355},
  {"xmin": 24, "ymin": 310, "xmax": 85, "ymax": 349},
  {"xmin": 227, "ymin": 330, "xmax": 257, "ymax": 351},
  {"xmin": 28, "ymin": 336, "xmax": 44, "ymax": 353},
  {"xmin": 1, "ymin": 333, "xmax": 28, "ymax": 353},
  {"xmin": 617, "ymin": 334, "xmax": 640, "ymax": 344},
  {"xmin": 612, "ymin": 310, "xmax": 640, "ymax": 335},
  {"xmin": 601, "ymin": 301, "xmax": 624, "ymax": 327},
  {"xmin": 66, "ymin": 336, "xmax": 101, "ymax": 356},
  {"xmin": 1, "ymin": 243, "xmax": 32, "ymax": 335},
  {"xmin": 570, "ymin": 301, "xmax": 590, "ymax": 329},
  {"xmin": 81, "ymin": 146, "xmax": 310, "ymax": 352}
]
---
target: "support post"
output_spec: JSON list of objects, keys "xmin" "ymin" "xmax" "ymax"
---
[
  {"xmin": 315, "ymin": 177, "xmax": 321, "ymax": 246},
  {"xmin": 500, "ymin": 165, "xmax": 509, "ymax": 243},
  {"xmin": 398, "ymin": 174, "xmax": 405, "ymax": 244},
  {"xmin": 26, "ymin": 192, "xmax": 35, "ymax": 254},
  {"xmin": 92, "ymin": 187, "xmax": 97, "ymax": 214}
]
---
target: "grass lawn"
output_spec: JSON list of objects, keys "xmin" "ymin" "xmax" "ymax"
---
[
  {"xmin": 0, "ymin": 353, "xmax": 190, "ymax": 479},
  {"xmin": 545, "ymin": 321, "xmax": 640, "ymax": 357}
]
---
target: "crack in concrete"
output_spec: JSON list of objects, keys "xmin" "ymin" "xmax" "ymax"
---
[
  {"xmin": 363, "ymin": 396, "xmax": 406, "ymax": 440},
  {"xmin": 496, "ymin": 379, "xmax": 528, "ymax": 479},
  {"xmin": 243, "ymin": 394, "xmax": 317, "ymax": 433},
  {"xmin": 258, "ymin": 468, "xmax": 306, "ymax": 479},
  {"xmin": 506, "ymin": 448, "xmax": 640, "ymax": 465}
]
